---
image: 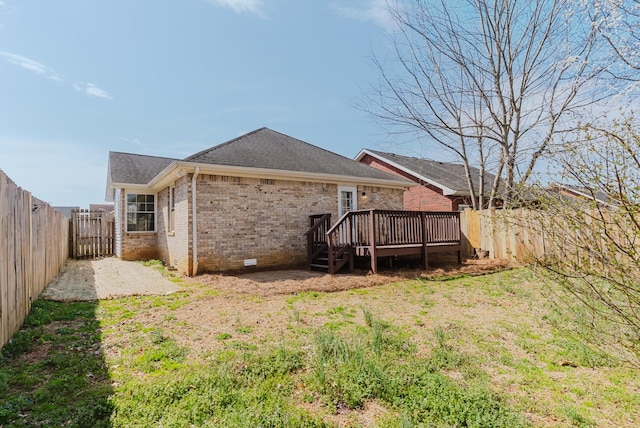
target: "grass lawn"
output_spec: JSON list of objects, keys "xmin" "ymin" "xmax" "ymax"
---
[{"xmin": 1, "ymin": 267, "xmax": 639, "ymax": 427}]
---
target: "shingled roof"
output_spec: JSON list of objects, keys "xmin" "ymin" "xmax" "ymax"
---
[
  {"xmin": 108, "ymin": 151, "xmax": 177, "ymax": 185},
  {"xmin": 184, "ymin": 128, "xmax": 401, "ymax": 181},
  {"xmin": 107, "ymin": 128, "xmax": 411, "ymax": 192},
  {"xmin": 358, "ymin": 149, "xmax": 496, "ymax": 196}
]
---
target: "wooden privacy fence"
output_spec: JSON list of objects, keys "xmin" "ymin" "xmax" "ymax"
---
[
  {"xmin": 459, "ymin": 208, "xmax": 549, "ymax": 262},
  {"xmin": 1, "ymin": 169, "xmax": 69, "ymax": 350},
  {"xmin": 71, "ymin": 209, "xmax": 114, "ymax": 258}
]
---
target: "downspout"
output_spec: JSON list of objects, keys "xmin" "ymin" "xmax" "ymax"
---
[{"xmin": 191, "ymin": 167, "xmax": 200, "ymax": 276}]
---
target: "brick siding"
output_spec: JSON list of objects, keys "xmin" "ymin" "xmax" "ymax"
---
[
  {"xmin": 116, "ymin": 187, "xmax": 160, "ymax": 261},
  {"xmin": 118, "ymin": 173, "xmax": 404, "ymax": 275},
  {"xmin": 156, "ymin": 176, "xmax": 191, "ymax": 273}
]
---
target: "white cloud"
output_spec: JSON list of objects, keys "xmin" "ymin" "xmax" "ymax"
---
[
  {"xmin": 74, "ymin": 82, "xmax": 113, "ymax": 100},
  {"xmin": 0, "ymin": 51, "xmax": 112, "ymax": 100},
  {"xmin": 0, "ymin": 51, "xmax": 64, "ymax": 82},
  {"xmin": 331, "ymin": 0, "xmax": 399, "ymax": 31},
  {"xmin": 120, "ymin": 137, "xmax": 144, "ymax": 147},
  {"xmin": 205, "ymin": 0, "xmax": 267, "ymax": 17}
]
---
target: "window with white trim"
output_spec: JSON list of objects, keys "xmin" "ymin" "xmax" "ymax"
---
[
  {"xmin": 127, "ymin": 193, "xmax": 155, "ymax": 232},
  {"xmin": 168, "ymin": 186, "xmax": 175, "ymax": 232},
  {"xmin": 338, "ymin": 186, "xmax": 357, "ymax": 217}
]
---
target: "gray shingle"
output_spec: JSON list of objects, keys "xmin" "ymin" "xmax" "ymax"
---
[
  {"xmin": 366, "ymin": 150, "xmax": 496, "ymax": 195},
  {"xmin": 108, "ymin": 129, "xmax": 410, "ymax": 185},
  {"xmin": 185, "ymin": 128, "xmax": 405, "ymax": 181},
  {"xmin": 109, "ymin": 151, "xmax": 176, "ymax": 184}
]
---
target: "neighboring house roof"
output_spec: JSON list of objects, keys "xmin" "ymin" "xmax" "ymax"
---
[
  {"xmin": 106, "ymin": 128, "xmax": 412, "ymax": 201},
  {"xmin": 355, "ymin": 149, "xmax": 497, "ymax": 197},
  {"xmin": 53, "ymin": 206, "xmax": 80, "ymax": 219},
  {"xmin": 552, "ymin": 184, "xmax": 616, "ymax": 206},
  {"xmin": 90, "ymin": 204, "xmax": 114, "ymax": 212}
]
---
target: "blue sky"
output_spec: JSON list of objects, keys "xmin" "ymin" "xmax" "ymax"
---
[{"xmin": 0, "ymin": 0, "xmax": 421, "ymax": 207}]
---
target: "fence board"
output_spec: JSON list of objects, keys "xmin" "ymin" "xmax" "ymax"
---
[
  {"xmin": 0, "ymin": 170, "xmax": 69, "ymax": 350},
  {"xmin": 71, "ymin": 209, "xmax": 114, "ymax": 259},
  {"xmin": 0, "ymin": 171, "xmax": 9, "ymax": 349},
  {"xmin": 460, "ymin": 208, "xmax": 560, "ymax": 262}
]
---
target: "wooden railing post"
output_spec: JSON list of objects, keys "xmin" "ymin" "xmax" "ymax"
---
[
  {"xmin": 420, "ymin": 211, "xmax": 429, "ymax": 269},
  {"xmin": 306, "ymin": 214, "xmax": 331, "ymax": 267},
  {"xmin": 369, "ymin": 209, "xmax": 377, "ymax": 273}
]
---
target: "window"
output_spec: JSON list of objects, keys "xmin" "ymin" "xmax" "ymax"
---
[
  {"xmin": 338, "ymin": 186, "xmax": 357, "ymax": 217},
  {"xmin": 127, "ymin": 193, "xmax": 155, "ymax": 232},
  {"xmin": 168, "ymin": 186, "xmax": 175, "ymax": 232}
]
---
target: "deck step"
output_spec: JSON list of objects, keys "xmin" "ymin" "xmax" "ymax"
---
[{"xmin": 309, "ymin": 263, "xmax": 329, "ymax": 270}]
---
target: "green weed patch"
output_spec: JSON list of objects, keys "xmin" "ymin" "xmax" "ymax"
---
[{"xmin": 2, "ymin": 268, "xmax": 638, "ymax": 427}]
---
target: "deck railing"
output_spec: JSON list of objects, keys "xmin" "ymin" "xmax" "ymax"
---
[
  {"xmin": 326, "ymin": 209, "xmax": 460, "ymax": 248},
  {"xmin": 308, "ymin": 209, "xmax": 461, "ymax": 273},
  {"xmin": 306, "ymin": 213, "xmax": 332, "ymax": 266}
]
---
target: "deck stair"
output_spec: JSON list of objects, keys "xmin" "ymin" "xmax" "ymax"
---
[
  {"xmin": 306, "ymin": 209, "xmax": 461, "ymax": 274},
  {"xmin": 306, "ymin": 214, "xmax": 353, "ymax": 273}
]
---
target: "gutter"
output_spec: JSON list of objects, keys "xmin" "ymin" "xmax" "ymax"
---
[{"xmin": 191, "ymin": 167, "xmax": 200, "ymax": 276}]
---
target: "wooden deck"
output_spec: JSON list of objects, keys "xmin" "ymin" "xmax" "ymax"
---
[{"xmin": 306, "ymin": 210, "xmax": 462, "ymax": 274}]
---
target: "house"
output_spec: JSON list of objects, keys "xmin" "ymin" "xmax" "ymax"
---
[
  {"xmin": 53, "ymin": 206, "xmax": 80, "ymax": 220},
  {"xmin": 549, "ymin": 184, "xmax": 616, "ymax": 207},
  {"xmin": 105, "ymin": 128, "xmax": 413, "ymax": 276},
  {"xmin": 355, "ymin": 149, "xmax": 498, "ymax": 211},
  {"xmin": 89, "ymin": 203, "xmax": 114, "ymax": 213}
]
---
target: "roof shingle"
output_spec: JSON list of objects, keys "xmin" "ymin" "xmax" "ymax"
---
[
  {"xmin": 108, "ymin": 128, "xmax": 409, "ymax": 186},
  {"xmin": 365, "ymin": 150, "xmax": 496, "ymax": 195},
  {"xmin": 185, "ymin": 128, "xmax": 402, "ymax": 181},
  {"xmin": 109, "ymin": 151, "xmax": 176, "ymax": 185}
]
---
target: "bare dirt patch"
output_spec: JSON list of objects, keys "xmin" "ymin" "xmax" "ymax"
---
[
  {"xmin": 195, "ymin": 258, "xmax": 514, "ymax": 297},
  {"xmin": 162, "ymin": 258, "xmax": 516, "ymax": 358}
]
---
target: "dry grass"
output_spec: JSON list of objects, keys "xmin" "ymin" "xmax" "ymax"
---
[
  {"xmin": 94, "ymin": 259, "xmax": 640, "ymax": 427},
  {"xmin": 6, "ymin": 259, "xmax": 638, "ymax": 427}
]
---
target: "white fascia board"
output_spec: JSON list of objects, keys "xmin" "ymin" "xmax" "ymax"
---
[
  {"xmin": 147, "ymin": 161, "xmax": 416, "ymax": 190},
  {"xmin": 109, "ymin": 183, "xmax": 156, "ymax": 195},
  {"xmin": 355, "ymin": 149, "xmax": 457, "ymax": 196}
]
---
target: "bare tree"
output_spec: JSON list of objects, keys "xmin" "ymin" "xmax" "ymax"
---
[
  {"xmin": 531, "ymin": 118, "xmax": 640, "ymax": 365},
  {"xmin": 587, "ymin": 0, "xmax": 640, "ymax": 76},
  {"xmin": 367, "ymin": 0, "xmax": 628, "ymax": 208}
]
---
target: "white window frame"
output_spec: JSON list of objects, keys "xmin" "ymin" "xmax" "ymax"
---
[
  {"xmin": 125, "ymin": 192, "xmax": 156, "ymax": 232},
  {"xmin": 168, "ymin": 186, "xmax": 176, "ymax": 233},
  {"xmin": 338, "ymin": 185, "xmax": 358, "ymax": 217}
]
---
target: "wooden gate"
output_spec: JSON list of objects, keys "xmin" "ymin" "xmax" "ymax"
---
[{"xmin": 71, "ymin": 210, "xmax": 115, "ymax": 258}]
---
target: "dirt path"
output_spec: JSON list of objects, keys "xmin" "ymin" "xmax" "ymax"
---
[
  {"xmin": 40, "ymin": 257, "xmax": 513, "ymax": 301},
  {"xmin": 40, "ymin": 258, "xmax": 180, "ymax": 301}
]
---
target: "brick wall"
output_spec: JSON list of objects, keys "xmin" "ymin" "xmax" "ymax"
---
[
  {"xmin": 358, "ymin": 185, "xmax": 407, "ymax": 211},
  {"xmin": 116, "ymin": 187, "xmax": 160, "ymax": 261},
  {"xmin": 192, "ymin": 174, "xmax": 404, "ymax": 273},
  {"xmin": 404, "ymin": 182, "xmax": 454, "ymax": 211},
  {"xmin": 118, "ymin": 174, "xmax": 405, "ymax": 275},
  {"xmin": 156, "ymin": 176, "xmax": 191, "ymax": 274}
]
